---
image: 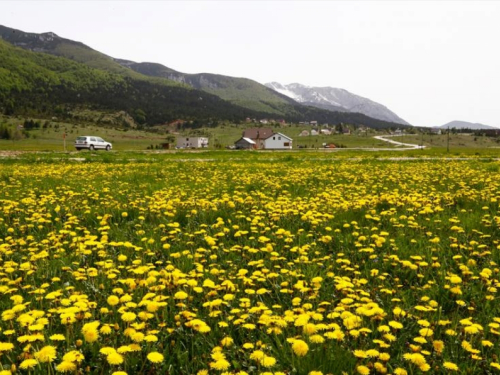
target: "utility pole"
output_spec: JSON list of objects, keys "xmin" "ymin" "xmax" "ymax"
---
[{"xmin": 446, "ymin": 126, "xmax": 450, "ymax": 153}]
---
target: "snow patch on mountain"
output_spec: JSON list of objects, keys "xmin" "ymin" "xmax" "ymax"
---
[
  {"xmin": 265, "ymin": 82, "xmax": 409, "ymax": 125},
  {"xmin": 266, "ymin": 82, "xmax": 303, "ymax": 102}
]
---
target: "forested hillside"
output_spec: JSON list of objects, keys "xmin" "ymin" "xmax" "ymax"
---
[
  {"xmin": 0, "ymin": 40, "xmax": 270, "ymax": 123},
  {"xmin": 0, "ymin": 25, "xmax": 409, "ymax": 129}
]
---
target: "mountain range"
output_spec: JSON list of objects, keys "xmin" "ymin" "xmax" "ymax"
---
[
  {"xmin": 0, "ymin": 24, "xmax": 409, "ymax": 128},
  {"xmin": 438, "ymin": 120, "xmax": 498, "ymax": 130},
  {"xmin": 266, "ymin": 82, "xmax": 409, "ymax": 125}
]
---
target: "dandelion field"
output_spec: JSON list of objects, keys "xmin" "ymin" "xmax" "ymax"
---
[{"xmin": 1, "ymin": 154, "xmax": 500, "ymax": 374}]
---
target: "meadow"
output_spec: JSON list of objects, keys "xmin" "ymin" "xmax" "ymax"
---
[{"xmin": 1, "ymin": 152, "xmax": 500, "ymax": 374}]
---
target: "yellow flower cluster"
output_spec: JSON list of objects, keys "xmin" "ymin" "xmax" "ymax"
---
[{"xmin": 0, "ymin": 157, "xmax": 499, "ymax": 374}]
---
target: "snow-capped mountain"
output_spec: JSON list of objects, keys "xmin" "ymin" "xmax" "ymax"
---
[{"xmin": 266, "ymin": 82, "xmax": 409, "ymax": 125}]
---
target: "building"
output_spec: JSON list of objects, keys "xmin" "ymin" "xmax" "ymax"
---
[
  {"xmin": 242, "ymin": 128, "xmax": 274, "ymax": 149},
  {"xmin": 263, "ymin": 132, "xmax": 293, "ymax": 149},
  {"xmin": 176, "ymin": 136, "xmax": 209, "ymax": 148},
  {"xmin": 238, "ymin": 128, "xmax": 293, "ymax": 149},
  {"xmin": 234, "ymin": 137, "xmax": 256, "ymax": 149}
]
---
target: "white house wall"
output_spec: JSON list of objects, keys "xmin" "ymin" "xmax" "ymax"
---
[
  {"xmin": 176, "ymin": 137, "xmax": 209, "ymax": 148},
  {"xmin": 264, "ymin": 135, "xmax": 293, "ymax": 149}
]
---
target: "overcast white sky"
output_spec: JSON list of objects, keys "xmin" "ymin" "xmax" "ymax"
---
[{"xmin": 1, "ymin": 1, "xmax": 499, "ymax": 127}]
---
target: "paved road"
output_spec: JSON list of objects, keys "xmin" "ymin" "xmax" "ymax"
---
[{"xmin": 373, "ymin": 134, "xmax": 425, "ymax": 149}]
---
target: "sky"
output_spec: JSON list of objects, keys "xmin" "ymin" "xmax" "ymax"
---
[{"xmin": 1, "ymin": 1, "xmax": 500, "ymax": 127}]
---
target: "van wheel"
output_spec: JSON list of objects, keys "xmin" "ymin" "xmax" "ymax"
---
[
  {"xmin": 106, "ymin": 145, "xmax": 110, "ymax": 151},
  {"xmin": 89, "ymin": 145, "xmax": 95, "ymax": 151}
]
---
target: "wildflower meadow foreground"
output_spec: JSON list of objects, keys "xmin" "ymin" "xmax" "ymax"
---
[{"xmin": 1, "ymin": 155, "xmax": 500, "ymax": 374}]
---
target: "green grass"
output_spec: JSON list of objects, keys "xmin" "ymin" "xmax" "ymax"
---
[
  {"xmin": 0, "ymin": 118, "xmax": 167, "ymax": 151},
  {"xmin": 1, "ymin": 156, "xmax": 500, "ymax": 373},
  {"xmin": 3, "ymin": 113, "xmax": 500, "ymax": 155}
]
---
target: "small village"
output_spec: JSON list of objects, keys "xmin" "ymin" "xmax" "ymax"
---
[
  {"xmin": 177, "ymin": 127, "xmax": 294, "ymax": 150},
  {"xmin": 174, "ymin": 123, "xmax": 400, "ymax": 150}
]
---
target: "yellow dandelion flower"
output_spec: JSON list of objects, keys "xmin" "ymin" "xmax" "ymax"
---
[
  {"xmin": 491, "ymin": 362, "xmax": 500, "ymax": 370},
  {"xmin": 121, "ymin": 312, "xmax": 137, "ymax": 322},
  {"xmin": 354, "ymin": 350, "xmax": 367, "ymax": 358},
  {"xmin": 62, "ymin": 351, "xmax": 84, "ymax": 363},
  {"xmin": 174, "ymin": 291, "xmax": 188, "ymax": 300},
  {"xmin": 443, "ymin": 362, "xmax": 459, "ymax": 371},
  {"xmin": 147, "ymin": 352, "xmax": 164, "ymax": 363},
  {"xmin": 107, "ymin": 295, "xmax": 120, "ymax": 306},
  {"xmin": 261, "ymin": 356, "xmax": 277, "ymax": 368},
  {"xmin": 55, "ymin": 361, "xmax": 76, "ymax": 373},
  {"xmin": 34, "ymin": 345, "xmax": 57, "ymax": 363},
  {"xmin": 107, "ymin": 352, "xmax": 124, "ymax": 365},
  {"xmin": 357, "ymin": 365, "xmax": 370, "ymax": 375},
  {"xmin": 249, "ymin": 350, "xmax": 265, "ymax": 361},
  {"xmin": 100, "ymin": 347, "xmax": 117, "ymax": 355},
  {"xmin": 0, "ymin": 342, "xmax": 14, "ymax": 351},
  {"xmin": 221, "ymin": 337, "xmax": 233, "ymax": 347},
  {"xmin": 209, "ymin": 359, "xmax": 231, "ymax": 370},
  {"xmin": 433, "ymin": 340, "xmax": 444, "ymax": 353},
  {"xmin": 388, "ymin": 321, "xmax": 403, "ymax": 329},
  {"xmin": 309, "ymin": 334, "xmax": 325, "ymax": 344},
  {"xmin": 100, "ymin": 325, "xmax": 112, "ymax": 335},
  {"xmin": 83, "ymin": 329, "xmax": 99, "ymax": 343},
  {"xmin": 19, "ymin": 359, "xmax": 38, "ymax": 370},
  {"xmin": 49, "ymin": 334, "xmax": 66, "ymax": 341},
  {"xmin": 292, "ymin": 340, "xmax": 309, "ymax": 356}
]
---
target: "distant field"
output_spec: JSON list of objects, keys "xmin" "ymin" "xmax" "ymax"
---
[
  {"xmin": 2, "ymin": 115, "xmax": 500, "ymax": 152},
  {"xmin": 0, "ymin": 119, "xmax": 167, "ymax": 151}
]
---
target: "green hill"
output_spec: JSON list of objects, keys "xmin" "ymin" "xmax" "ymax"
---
[
  {"xmin": 0, "ymin": 25, "xmax": 181, "ymax": 84},
  {"xmin": 0, "ymin": 24, "xmax": 409, "ymax": 129},
  {"xmin": 116, "ymin": 60, "xmax": 297, "ymax": 114},
  {"xmin": 0, "ymin": 39, "xmax": 270, "ymax": 123}
]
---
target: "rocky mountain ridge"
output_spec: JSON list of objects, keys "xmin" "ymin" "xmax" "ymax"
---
[{"xmin": 266, "ymin": 82, "xmax": 410, "ymax": 125}]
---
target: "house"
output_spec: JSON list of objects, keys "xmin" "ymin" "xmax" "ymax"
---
[
  {"xmin": 310, "ymin": 121, "xmax": 318, "ymax": 126},
  {"xmin": 242, "ymin": 128, "xmax": 274, "ymax": 149},
  {"xmin": 299, "ymin": 130, "xmax": 310, "ymax": 137},
  {"xmin": 176, "ymin": 136, "xmax": 209, "ymax": 148},
  {"xmin": 239, "ymin": 128, "xmax": 292, "ymax": 149},
  {"xmin": 234, "ymin": 137, "xmax": 256, "ymax": 149},
  {"xmin": 263, "ymin": 132, "xmax": 293, "ymax": 149}
]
